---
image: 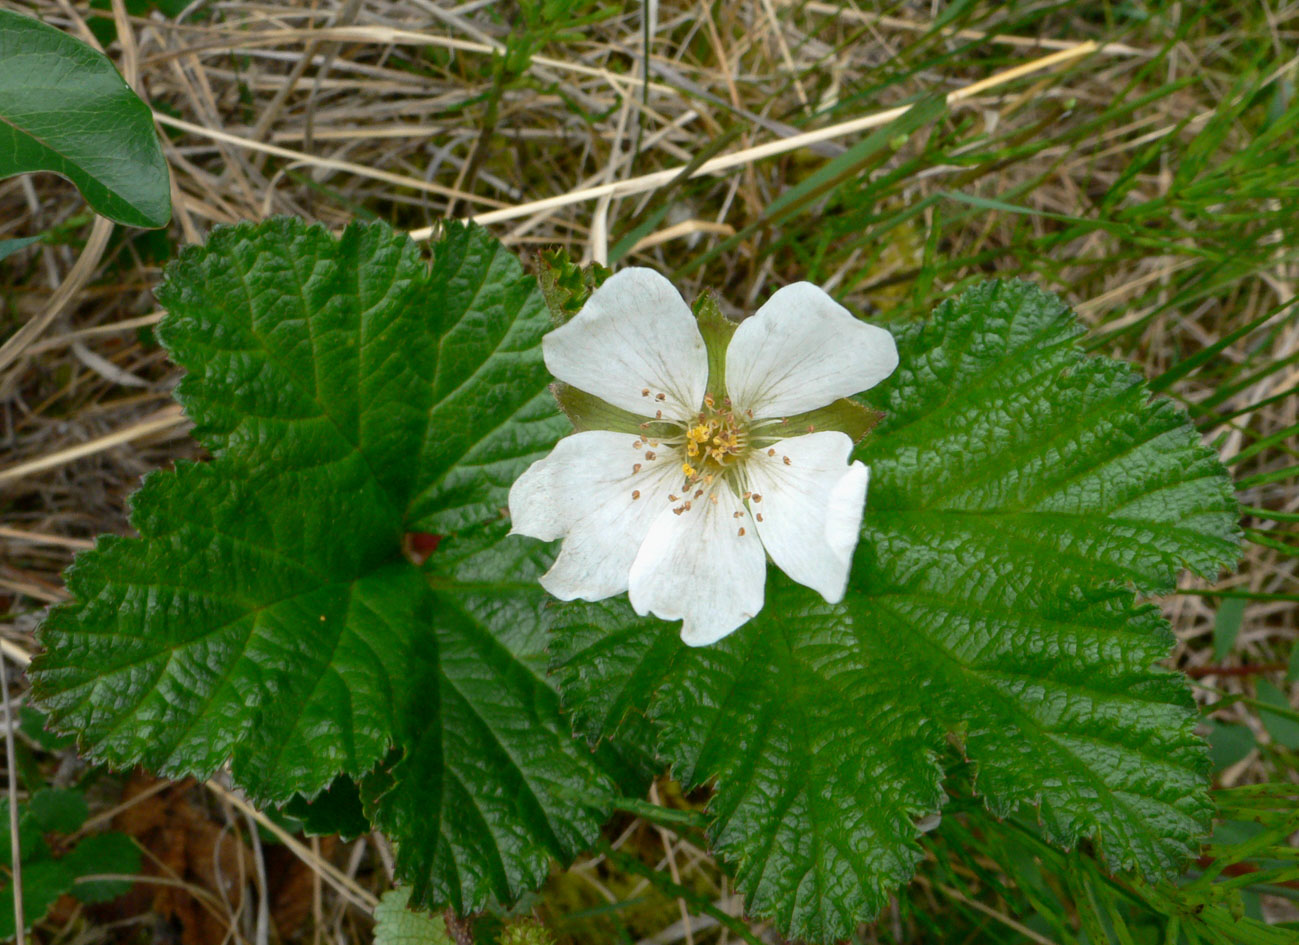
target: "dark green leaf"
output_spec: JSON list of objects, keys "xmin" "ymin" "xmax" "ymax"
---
[
  {"xmin": 19, "ymin": 706, "xmax": 74, "ymax": 751},
  {"xmin": 1256, "ymin": 680, "xmax": 1299, "ymax": 750},
  {"xmin": 32, "ymin": 218, "xmax": 614, "ymax": 913},
  {"xmin": 0, "ymin": 10, "xmax": 170, "ymax": 227},
  {"xmin": 29, "ymin": 788, "xmax": 88, "ymax": 834},
  {"xmin": 1214, "ymin": 597, "xmax": 1247, "ymax": 660},
  {"xmin": 553, "ymin": 280, "xmax": 1240, "ymax": 941},
  {"xmin": 65, "ymin": 832, "xmax": 140, "ymax": 903},
  {"xmin": 0, "ymin": 858, "xmax": 75, "ymax": 940},
  {"xmin": 1206, "ymin": 720, "xmax": 1256, "ymax": 772},
  {"xmin": 284, "ymin": 776, "xmax": 370, "ymax": 841}
]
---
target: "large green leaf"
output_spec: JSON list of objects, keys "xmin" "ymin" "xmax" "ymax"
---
[
  {"xmin": 31, "ymin": 218, "xmax": 612, "ymax": 912},
  {"xmin": 551, "ymin": 280, "xmax": 1240, "ymax": 942},
  {"xmin": 0, "ymin": 9, "xmax": 170, "ymax": 227}
]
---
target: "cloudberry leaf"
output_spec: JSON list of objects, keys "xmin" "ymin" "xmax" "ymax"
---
[
  {"xmin": 551, "ymin": 280, "xmax": 1240, "ymax": 942},
  {"xmin": 31, "ymin": 218, "xmax": 613, "ymax": 913},
  {"xmin": 0, "ymin": 9, "xmax": 170, "ymax": 227}
]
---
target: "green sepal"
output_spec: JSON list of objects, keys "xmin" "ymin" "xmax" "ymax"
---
[
  {"xmin": 768, "ymin": 397, "xmax": 883, "ymax": 443},
  {"xmin": 537, "ymin": 248, "xmax": 610, "ymax": 326},
  {"xmin": 552, "ymin": 382, "xmax": 645, "ymax": 434},
  {"xmin": 692, "ymin": 290, "xmax": 735, "ymax": 402}
]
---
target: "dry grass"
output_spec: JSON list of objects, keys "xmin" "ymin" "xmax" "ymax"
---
[{"xmin": 1, "ymin": 0, "xmax": 1296, "ymax": 942}]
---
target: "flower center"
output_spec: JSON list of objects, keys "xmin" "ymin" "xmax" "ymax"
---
[
  {"xmin": 679, "ymin": 393, "xmax": 752, "ymax": 480},
  {"xmin": 627, "ymin": 392, "xmax": 792, "ymax": 522}
]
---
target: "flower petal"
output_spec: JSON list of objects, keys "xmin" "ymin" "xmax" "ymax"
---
[
  {"xmin": 725, "ymin": 282, "xmax": 898, "ymax": 418},
  {"xmin": 508, "ymin": 431, "xmax": 680, "ymax": 601},
  {"xmin": 543, "ymin": 268, "xmax": 708, "ymax": 420},
  {"xmin": 744, "ymin": 432, "xmax": 870, "ymax": 603},
  {"xmin": 628, "ymin": 483, "xmax": 766, "ymax": 646}
]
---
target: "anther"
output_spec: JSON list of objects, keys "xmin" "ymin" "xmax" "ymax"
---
[
  {"xmin": 783, "ymin": 456, "xmax": 791, "ymax": 465},
  {"xmin": 655, "ymin": 392, "xmax": 666, "ymax": 401},
  {"xmin": 684, "ymin": 501, "xmax": 692, "ymax": 511},
  {"xmin": 737, "ymin": 527, "xmax": 746, "ymax": 536},
  {"xmin": 704, "ymin": 393, "xmax": 715, "ymax": 408},
  {"xmin": 733, "ymin": 511, "xmax": 743, "ymax": 518},
  {"xmin": 645, "ymin": 451, "xmax": 656, "ymax": 460},
  {"xmin": 743, "ymin": 491, "xmax": 752, "ymax": 499},
  {"xmin": 669, "ymin": 494, "xmax": 679, "ymax": 502},
  {"xmin": 634, "ymin": 440, "xmax": 643, "ymax": 449},
  {"xmin": 633, "ymin": 463, "xmax": 642, "ymax": 473},
  {"xmin": 756, "ymin": 513, "xmax": 764, "ymax": 522},
  {"xmin": 642, "ymin": 388, "xmax": 650, "ymax": 397},
  {"xmin": 767, "ymin": 448, "xmax": 776, "ymax": 457},
  {"xmin": 752, "ymin": 494, "xmax": 762, "ymax": 502},
  {"xmin": 693, "ymin": 489, "xmax": 703, "ymax": 498},
  {"xmin": 655, "ymin": 410, "xmax": 662, "ymax": 419},
  {"xmin": 807, "ymin": 424, "xmax": 815, "ymax": 433},
  {"xmin": 746, "ymin": 409, "xmax": 754, "ymax": 418},
  {"xmin": 632, "ymin": 490, "xmax": 640, "ymax": 500}
]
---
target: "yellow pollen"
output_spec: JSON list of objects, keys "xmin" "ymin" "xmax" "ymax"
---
[{"xmin": 682, "ymin": 463, "xmax": 696, "ymax": 478}]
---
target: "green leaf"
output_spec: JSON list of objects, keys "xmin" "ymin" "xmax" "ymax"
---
[
  {"xmin": 31, "ymin": 218, "xmax": 615, "ymax": 914},
  {"xmin": 1206, "ymin": 720, "xmax": 1256, "ymax": 773},
  {"xmin": 0, "ymin": 9, "xmax": 170, "ymax": 227},
  {"xmin": 1213, "ymin": 597, "xmax": 1247, "ymax": 660},
  {"xmin": 65, "ymin": 832, "xmax": 140, "ymax": 903},
  {"xmin": 0, "ymin": 235, "xmax": 40, "ymax": 262},
  {"xmin": 0, "ymin": 857, "xmax": 75, "ymax": 940},
  {"xmin": 373, "ymin": 887, "xmax": 454, "ymax": 945},
  {"xmin": 1256, "ymin": 680, "xmax": 1299, "ymax": 750},
  {"xmin": 29, "ymin": 788, "xmax": 89, "ymax": 834},
  {"xmin": 284, "ymin": 776, "xmax": 370, "ymax": 841},
  {"xmin": 552, "ymin": 280, "xmax": 1241, "ymax": 942}
]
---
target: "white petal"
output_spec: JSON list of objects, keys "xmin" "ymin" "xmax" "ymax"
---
[
  {"xmin": 508, "ymin": 431, "xmax": 681, "ymax": 601},
  {"xmin": 725, "ymin": 282, "xmax": 898, "ymax": 418},
  {"xmin": 744, "ymin": 432, "xmax": 869, "ymax": 603},
  {"xmin": 628, "ymin": 482, "xmax": 767, "ymax": 646},
  {"xmin": 543, "ymin": 268, "xmax": 708, "ymax": 420}
]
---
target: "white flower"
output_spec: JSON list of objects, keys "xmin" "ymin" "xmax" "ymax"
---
[{"xmin": 508, "ymin": 268, "xmax": 898, "ymax": 646}]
